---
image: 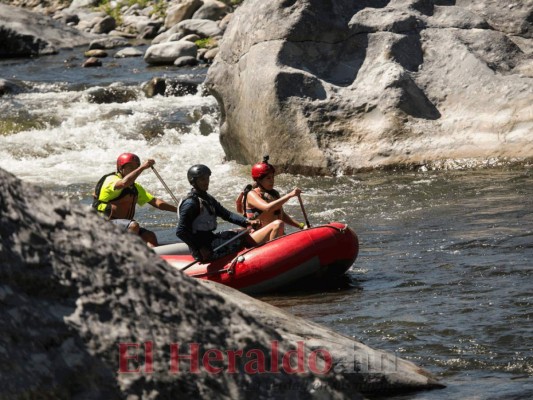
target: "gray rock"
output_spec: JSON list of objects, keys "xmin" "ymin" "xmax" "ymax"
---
[
  {"xmin": 0, "ymin": 167, "xmax": 444, "ymax": 398},
  {"xmin": 144, "ymin": 41, "xmax": 198, "ymax": 65},
  {"xmin": 84, "ymin": 49, "xmax": 108, "ymax": 58},
  {"xmin": 89, "ymin": 37, "xmax": 130, "ymax": 50},
  {"xmin": 457, "ymin": 0, "xmax": 533, "ymax": 37},
  {"xmin": 0, "ymin": 79, "xmax": 25, "ymax": 96},
  {"xmin": 174, "ymin": 55, "xmax": 199, "ymax": 67},
  {"xmin": 142, "ymin": 76, "xmax": 202, "ymax": 97},
  {"xmin": 218, "ymin": 12, "xmax": 234, "ymax": 31},
  {"xmin": 204, "ymin": 46, "xmax": 219, "ymax": 61},
  {"xmin": 122, "ymin": 14, "xmax": 160, "ymax": 36},
  {"xmin": 56, "ymin": 12, "xmax": 81, "ymax": 26},
  {"xmin": 68, "ymin": 0, "xmax": 99, "ymax": 11},
  {"xmin": 191, "ymin": 0, "xmax": 229, "ymax": 21},
  {"xmin": 84, "ymin": 85, "xmax": 138, "ymax": 103},
  {"xmin": 167, "ymin": 32, "xmax": 187, "ymax": 42},
  {"xmin": 108, "ymin": 30, "xmax": 137, "ymax": 39},
  {"xmin": 427, "ymin": 5, "xmax": 490, "ymax": 29},
  {"xmin": 81, "ymin": 57, "xmax": 102, "ymax": 67},
  {"xmin": 91, "ymin": 15, "xmax": 117, "ymax": 34},
  {"xmin": 0, "ymin": 3, "xmax": 97, "ymax": 58},
  {"xmin": 139, "ymin": 23, "xmax": 161, "ymax": 40},
  {"xmin": 151, "ymin": 24, "xmax": 183, "ymax": 44},
  {"xmin": 75, "ymin": 10, "xmax": 108, "ymax": 32},
  {"xmin": 114, "ymin": 47, "xmax": 144, "ymax": 58},
  {"xmin": 349, "ymin": 7, "xmax": 426, "ymax": 34},
  {"xmin": 164, "ymin": 0, "xmax": 203, "ymax": 29},
  {"xmin": 206, "ymin": 0, "xmax": 533, "ymax": 174},
  {"xmin": 181, "ymin": 33, "xmax": 202, "ymax": 43},
  {"xmin": 177, "ymin": 18, "xmax": 223, "ymax": 38}
]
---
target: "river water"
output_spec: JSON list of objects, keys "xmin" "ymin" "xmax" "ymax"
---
[{"xmin": 1, "ymin": 48, "xmax": 532, "ymax": 399}]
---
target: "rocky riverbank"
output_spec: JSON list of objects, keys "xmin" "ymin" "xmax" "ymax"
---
[{"xmin": 0, "ymin": 0, "xmax": 235, "ymax": 65}]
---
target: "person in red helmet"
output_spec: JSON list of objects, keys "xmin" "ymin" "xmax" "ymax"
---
[
  {"xmin": 235, "ymin": 155, "xmax": 304, "ymax": 238},
  {"xmin": 92, "ymin": 153, "xmax": 177, "ymax": 247}
]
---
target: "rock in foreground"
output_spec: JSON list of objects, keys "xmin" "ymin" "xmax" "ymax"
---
[{"xmin": 0, "ymin": 167, "xmax": 443, "ymax": 398}]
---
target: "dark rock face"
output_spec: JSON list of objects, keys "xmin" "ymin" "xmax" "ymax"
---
[
  {"xmin": 0, "ymin": 3, "xmax": 96, "ymax": 57},
  {"xmin": 142, "ymin": 77, "xmax": 203, "ymax": 98},
  {"xmin": 85, "ymin": 86, "xmax": 138, "ymax": 103},
  {"xmin": 206, "ymin": 0, "xmax": 533, "ymax": 174},
  {"xmin": 0, "ymin": 167, "xmax": 444, "ymax": 398}
]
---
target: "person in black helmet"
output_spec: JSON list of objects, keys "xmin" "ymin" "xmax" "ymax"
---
[{"xmin": 176, "ymin": 164, "xmax": 282, "ymax": 262}]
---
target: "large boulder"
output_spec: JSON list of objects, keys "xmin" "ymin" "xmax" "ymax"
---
[
  {"xmin": 206, "ymin": 0, "xmax": 533, "ymax": 174},
  {"xmin": 0, "ymin": 167, "xmax": 444, "ymax": 398},
  {"xmin": 0, "ymin": 3, "xmax": 97, "ymax": 57}
]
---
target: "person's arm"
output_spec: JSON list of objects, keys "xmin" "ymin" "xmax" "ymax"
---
[
  {"xmin": 114, "ymin": 159, "xmax": 154, "ymax": 190},
  {"xmin": 212, "ymin": 197, "xmax": 257, "ymax": 228},
  {"xmin": 247, "ymin": 187, "xmax": 302, "ymax": 213},
  {"xmin": 281, "ymin": 211, "xmax": 305, "ymax": 229},
  {"xmin": 149, "ymin": 197, "xmax": 177, "ymax": 213}
]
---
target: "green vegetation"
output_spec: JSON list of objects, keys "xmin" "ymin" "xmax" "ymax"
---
[
  {"xmin": 97, "ymin": 0, "xmax": 168, "ymax": 24},
  {"xmin": 97, "ymin": 0, "xmax": 122, "ymax": 25},
  {"xmin": 151, "ymin": 0, "xmax": 167, "ymax": 18},
  {"xmin": 195, "ymin": 37, "xmax": 218, "ymax": 49}
]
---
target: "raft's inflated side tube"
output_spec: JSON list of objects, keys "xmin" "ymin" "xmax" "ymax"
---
[
  {"xmin": 153, "ymin": 242, "xmax": 190, "ymax": 256},
  {"xmin": 159, "ymin": 223, "xmax": 359, "ymax": 294}
]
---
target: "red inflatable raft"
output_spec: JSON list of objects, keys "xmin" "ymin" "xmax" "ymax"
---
[{"xmin": 156, "ymin": 222, "xmax": 359, "ymax": 294}]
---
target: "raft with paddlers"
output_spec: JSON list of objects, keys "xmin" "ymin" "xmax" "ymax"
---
[{"xmin": 154, "ymin": 222, "xmax": 359, "ymax": 294}]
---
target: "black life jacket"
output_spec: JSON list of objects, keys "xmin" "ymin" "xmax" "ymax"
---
[{"xmin": 92, "ymin": 172, "xmax": 139, "ymax": 218}]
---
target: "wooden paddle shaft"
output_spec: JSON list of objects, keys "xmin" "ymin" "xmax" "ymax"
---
[
  {"xmin": 298, "ymin": 195, "xmax": 311, "ymax": 228},
  {"xmin": 151, "ymin": 166, "xmax": 180, "ymax": 206}
]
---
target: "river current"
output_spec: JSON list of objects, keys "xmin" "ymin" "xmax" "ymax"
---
[{"xmin": 1, "ymin": 48, "xmax": 531, "ymax": 399}]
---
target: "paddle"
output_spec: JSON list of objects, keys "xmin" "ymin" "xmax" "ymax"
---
[
  {"xmin": 297, "ymin": 194, "xmax": 311, "ymax": 228},
  {"xmin": 151, "ymin": 166, "xmax": 179, "ymax": 206},
  {"xmin": 181, "ymin": 226, "xmax": 253, "ymax": 271}
]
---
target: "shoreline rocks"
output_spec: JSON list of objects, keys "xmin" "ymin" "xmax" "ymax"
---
[
  {"xmin": 1, "ymin": 1, "xmax": 228, "ymax": 67},
  {"xmin": 0, "ymin": 3, "xmax": 98, "ymax": 57}
]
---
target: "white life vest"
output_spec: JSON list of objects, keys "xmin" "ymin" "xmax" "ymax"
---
[{"xmin": 178, "ymin": 194, "xmax": 217, "ymax": 233}]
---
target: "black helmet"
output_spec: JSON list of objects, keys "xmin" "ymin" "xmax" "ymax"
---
[{"xmin": 187, "ymin": 164, "xmax": 211, "ymax": 184}]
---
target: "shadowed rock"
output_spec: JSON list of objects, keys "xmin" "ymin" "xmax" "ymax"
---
[
  {"xmin": 142, "ymin": 77, "xmax": 203, "ymax": 97},
  {"xmin": 84, "ymin": 86, "xmax": 138, "ymax": 104},
  {"xmin": 0, "ymin": 167, "xmax": 445, "ymax": 398},
  {"xmin": 206, "ymin": 0, "xmax": 533, "ymax": 174},
  {"xmin": 0, "ymin": 3, "xmax": 97, "ymax": 58}
]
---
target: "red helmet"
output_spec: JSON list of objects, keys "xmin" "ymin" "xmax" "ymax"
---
[
  {"xmin": 251, "ymin": 156, "xmax": 275, "ymax": 180},
  {"xmin": 116, "ymin": 153, "xmax": 140, "ymax": 171}
]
